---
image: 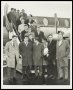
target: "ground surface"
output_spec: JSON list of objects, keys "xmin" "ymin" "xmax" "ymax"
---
[{"xmin": 3, "ymin": 67, "xmax": 70, "ymax": 85}]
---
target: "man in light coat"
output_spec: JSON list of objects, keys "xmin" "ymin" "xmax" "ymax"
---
[
  {"xmin": 56, "ymin": 31, "xmax": 70, "ymax": 80},
  {"xmin": 5, "ymin": 35, "xmax": 19, "ymax": 82}
]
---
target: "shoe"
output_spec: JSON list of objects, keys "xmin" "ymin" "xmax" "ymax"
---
[
  {"xmin": 8, "ymin": 78, "xmax": 13, "ymax": 84},
  {"xmin": 13, "ymin": 77, "xmax": 16, "ymax": 81},
  {"xmin": 48, "ymin": 74, "xmax": 53, "ymax": 79},
  {"xmin": 57, "ymin": 77, "xmax": 63, "ymax": 80}
]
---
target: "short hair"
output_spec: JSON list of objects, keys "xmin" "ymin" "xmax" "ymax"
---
[
  {"xmin": 48, "ymin": 34, "xmax": 53, "ymax": 37},
  {"xmin": 14, "ymin": 9, "xmax": 16, "ymax": 11},
  {"xmin": 11, "ymin": 8, "xmax": 14, "ymax": 11},
  {"xmin": 35, "ymin": 37, "xmax": 39, "ymax": 42},
  {"xmin": 12, "ymin": 35, "xmax": 17, "ymax": 38}
]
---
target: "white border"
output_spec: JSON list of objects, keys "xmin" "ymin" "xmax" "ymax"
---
[{"xmin": 1, "ymin": 1, "xmax": 72, "ymax": 89}]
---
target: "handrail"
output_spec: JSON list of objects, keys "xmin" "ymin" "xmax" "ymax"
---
[{"xmin": 12, "ymin": 22, "xmax": 22, "ymax": 42}]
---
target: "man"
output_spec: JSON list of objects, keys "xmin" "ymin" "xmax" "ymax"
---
[
  {"xmin": 7, "ymin": 8, "xmax": 16, "ymax": 26},
  {"xmin": 33, "ymin": 37, "xmax": 44, "ymax": 78},
  {"xmin": 29, "ymin": 33, "xmax": 34, "ymax": 69},
  {"xmin": 18, "ymin": 18, "xmax": 28, "ymax": 41},
  {"xmin": 16, "ymin": 10, "xmax": 21, "ymax": 29},
  {"xmin": 56, "ymin": 31, "xmax": 70, "ymax": 80},
  {"xmin": 21, "ymin": 9, "xmax": 27, "ymax": 20},
  {"xmin": 19, "ymin": 36, "xmax": 33, "ymax": 80},
  {"xmin": 5, "ymin": 35, "xmax": 19, "ymax": 83},
  {"xmin": 47, "ymin": 34, "xmax": 57, "ymax": 79},
  {"xmin": 35, "ymin": 26, "xmax": 45, "ymax": 43},
  {"xmin": 30, "ymin": 21, "xmax": 37, "ymax": 33},
  {"xmin": 16, "ymin": 10, "xmax": 20, "ymax": 20},
  {"xmin": 18, "ymin": 18, "xmax": 26, "ymax": 34}
]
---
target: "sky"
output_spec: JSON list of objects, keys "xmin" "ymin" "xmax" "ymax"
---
[{"xmin": 1, "ymin": 1, "xmax": 72, "ymax": 18}]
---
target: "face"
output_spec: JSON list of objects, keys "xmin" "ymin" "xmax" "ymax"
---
[
  {"xmin": 12, "ymin": 37, "xmax": 17, "ymax": 42},
  {"xmin": 22, "ymin": 9, "xmax": 25, "ymax": 13},
  {"xmin": 24, "ymin": 37, "xmax": 28, "ymax": 43},
  {"xmin": 11, "ymin": 9, "xmax": 14, "ymax": 13},
  {"xmin": 24, "ymin": 26, "xmax": 28, "ymax": 31},
  {"xmin": 58, "ymin": 33, "xmax": 63, "ymax": 40},
  {"xmin": 29, "ymin": 35, "xmax": 33, "ymax": 40},
  {"xmin": 37, "ymin": 27, "xmax": 40, "ymax": 32},
  {"xmin": 20, "ymin": 12, "xmax": 23, "ymax": 16},
  {"xmin": 17, "ymin": 10, "xmax": 20, "ymax": 13},
  {"xmin": 21, "ymin": 19, "xmax": 25, "ymax": 24},
  {"xmin": 48, "ymin": 35, "xmax": 53, "ymax": 41}
]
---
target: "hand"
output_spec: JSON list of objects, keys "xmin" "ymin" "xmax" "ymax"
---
[
  {"xmin": 19, "ymin": 55, "xmax": 22, "ymax": 58},
  {"xmin": 46, "ymin": 54, "xmax": 49, "ymax": 57}
]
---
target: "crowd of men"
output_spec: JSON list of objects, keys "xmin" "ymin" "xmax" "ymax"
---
[{"xmin": 4, "ymin": 8, "xmax": 70, "ymax": 83}]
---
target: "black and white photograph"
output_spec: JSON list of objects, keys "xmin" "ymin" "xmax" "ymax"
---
[{"xmin": 1, "ymin": 1, "xmax": 72, "ymax": 89}]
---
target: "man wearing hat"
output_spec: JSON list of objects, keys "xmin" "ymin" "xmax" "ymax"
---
[
  {"xmin": 19, "ymin": 35, "xmax": 33, "ymax": 81},
  {"xmin": 56, "ymin": 31, "xmax": 70, "ymax": 80},
  {"xmin": 5, "ymin": 35, "xmax": 19, "ymax": 83}
]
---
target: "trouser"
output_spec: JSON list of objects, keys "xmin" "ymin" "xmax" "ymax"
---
[
  {"xmin": 7, "ymin": 67, "xmax": 16, "ymax": 80},
  {"xmin": 34, "ymin": 66, "xmax": 42, "ymax": 76},
  {"xmin": 48, "ymin": 60, "xmax": 55, "ymax": 75},
  {"xmin": 57, "ymin": 66, "xmax": 68, "ymax": 79},
  {"xmin": 42, "ymin": 65, "xmax": 48, "ymax": 75},
  {"xmin": 7, "ymin": 57, "xmax": 17, "ymax": 80},
  {"xmin": 57, "ymin": 59, "xmax": 69, "ymax": 79},
  {"xmin": 22, "ymin": 66, "xmax": 32, "ymax": 79}
]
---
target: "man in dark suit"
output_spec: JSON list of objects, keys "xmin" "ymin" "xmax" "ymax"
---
[
  {"xmin": 19, "ymin": 35, "xmax": 33, "ymax": 80},
  {"xmin": 47, "ymin": 34, "xmax": 57, "ymax": 79},
  {"xmin": 7, "ymin": 8, "xmax": 16, "ymax": 27},
  {"xmin": 35, "ymin": 26, "xmax": 45, "ymax": 43},
  {"xmin": 33, "ymin": 37, "xmax": 44, "ymax": 78}
]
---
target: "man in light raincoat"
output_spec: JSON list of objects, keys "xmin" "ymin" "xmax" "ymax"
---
[{"xmin": 5, "ymin": 35, "xmax": 19, "ymax": 82}]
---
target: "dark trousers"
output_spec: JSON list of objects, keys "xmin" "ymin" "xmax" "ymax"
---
[
  {"xmin": 42, "ymin": 65, "xmax": 48, "ymax": 75},
  {"xmin": 7, "ymin": 67, "xmax": 16, "ymax": 80},
  {"xmin": 48, "ymin": 59, "xmax": 57, "ymax": 77},
  {"xmin": 34, "ymin": 66, "xmax": 42, "ymax": 76},
  {"xmin": 7, "ymin": 56, "xmax": 17, "ymax": 80},
  {"xmin": 22, "ymin": 66, "xmax": 32, "ymax": 79}
]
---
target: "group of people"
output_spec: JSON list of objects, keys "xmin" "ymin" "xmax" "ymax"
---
[
  {"xmin": 4, "ymin": 8, "xmax": 70, "ymax": 83},
  {"xmin": 6, "ymin": 8, "xmax": 36, "ymax": 30}
]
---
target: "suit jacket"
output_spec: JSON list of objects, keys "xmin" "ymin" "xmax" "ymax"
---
[
  {"xmin": 56, "ymin": 40, "xmax": 70, "ymax": 67},
  {"xmin": 7, "ymin": 12, "xmax": 16, "ymax": 25},
  {"xmin": 5, "ymin": 41, "xmax": 19, "ymax": 68},
  {"xmin": 33, "ymin": 43, "xmax": 44, "ymax": 66},
  {"xmin": 56, "ymin": 40, "xmax": 69, "ymax": 59},
  {"xmin": 35, "ymin": 31, "xmax": 44, "ymax": 43},
  {"xmin": 19, "ymin": 42, "xmax": 33, "ymax": 66}
]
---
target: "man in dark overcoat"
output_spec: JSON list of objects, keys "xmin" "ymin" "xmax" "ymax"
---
[{"xmin": 19, "ymin": 35, "xmax": 33, "ymax": 80}]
